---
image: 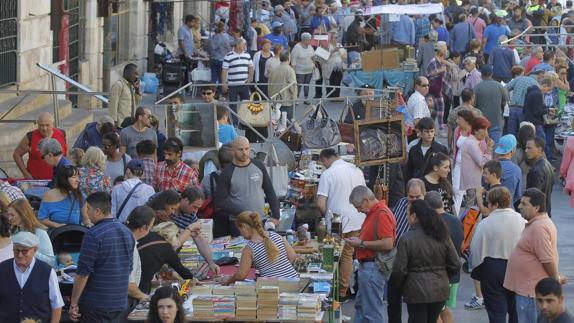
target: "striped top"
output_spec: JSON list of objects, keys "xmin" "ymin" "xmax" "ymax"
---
[
  {"xmin": 222, "ymin": 50, "xmax": 253, "ymax": 84},
  {"xmin": 171, "ymin": 211, "xmax": 198, "ymax": 230},
  {"xmin": 392, "ymin": 197, "xmax": 411, "ymax": 243},
  {"xmin": 247, "ymin": 231, "xmax": 298, "ymax": 278},
  {"xmin": 77, "ymin": 218, "xmax": 135, "ymax": 311}
]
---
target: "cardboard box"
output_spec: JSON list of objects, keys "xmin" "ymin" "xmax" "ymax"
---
[{"xmin": 361, "ymin": 48, "xmax": 401, "ymax": 71}]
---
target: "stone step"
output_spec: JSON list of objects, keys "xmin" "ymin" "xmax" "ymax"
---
[
  {"xmin": 0, "ymin": 100, "xmax": 73, "ymax": 147},
  {"xmin": 0, "ymin": 94, "xmax": 52, "ymax": 121},
  {"xmin": 0, "ymin": 108, "xmax": 93, "ymax": 178}
]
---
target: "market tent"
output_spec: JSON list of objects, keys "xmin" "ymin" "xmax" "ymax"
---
[{"xmin": 363, "ymin": 3, "xmax": 444, "ymax": 15}]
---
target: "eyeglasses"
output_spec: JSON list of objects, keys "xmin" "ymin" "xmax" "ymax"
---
[
  {"xmin": 420, "ymin": 84, "xmax": 430, "ymax": 87},
  {"xmin": 202, "ymin": 92, "xmax": 213, "ymax": 96},
  {"xmin": 13, "ymin": 248, "xmax": 31, "ymax": 256}
]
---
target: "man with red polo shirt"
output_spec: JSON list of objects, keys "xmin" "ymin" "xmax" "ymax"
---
[{"xmin": 346, "ymin": 185, "xmax": 396, "ymax": 323}]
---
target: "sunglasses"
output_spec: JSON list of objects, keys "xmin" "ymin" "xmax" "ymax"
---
[
  {"xmin": 420, "ymin": 84, "xmax": 430, "ymax": 87},
  {"xmin": 202, "ymin": 92, "xmax": 213, "ymax": 95},
  {"xmin": 13, "ymin": 248, "xmax": 32, "ymax": 256}
]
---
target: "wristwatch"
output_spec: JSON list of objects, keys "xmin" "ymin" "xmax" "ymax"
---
[{"xmin": 359, "ymin": 240, "xmax": 366, "ymax": 249}]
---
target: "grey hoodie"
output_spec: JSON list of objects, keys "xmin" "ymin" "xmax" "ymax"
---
[{"xmin": 111, "ymin": 178, "xmax": 156, "ymax": 222}]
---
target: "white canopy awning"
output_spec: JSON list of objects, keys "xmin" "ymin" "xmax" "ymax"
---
[{"xmin": 363, "ymin": 3, "xmax": 444, "ymax": 16}]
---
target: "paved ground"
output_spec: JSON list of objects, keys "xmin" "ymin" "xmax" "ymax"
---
[{"xmin": 142, "ymin": 83, "xmax": 574, "ymax": 322}]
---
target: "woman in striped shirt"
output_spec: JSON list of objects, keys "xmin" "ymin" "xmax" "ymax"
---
[{"xmin": 224, "ymin": 211, "xmax": 298, "ymax": 285}]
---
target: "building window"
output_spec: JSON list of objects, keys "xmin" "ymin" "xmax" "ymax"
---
[{"xmin": 110, "ymin": 2, "xmax": 130, "ymax": 66}]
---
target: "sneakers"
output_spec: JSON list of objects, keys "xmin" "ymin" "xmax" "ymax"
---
[{"xmin": 464, "ymin": 295, "xmax": 484, "ymax": 310}]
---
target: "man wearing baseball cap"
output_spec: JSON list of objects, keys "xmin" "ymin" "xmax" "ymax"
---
[
  {"xmin": 494, "ymin": 134, "xmax": 522, "ymax": 205},
  {"xmin": 265, "ymin": 20, "xmax": 289, "ymax": 49},
  {"xmin": 0, "ymin": 232, "xmax": 64, "ymax": 322},
  {"xmin": 112, "ymin": 159, "xmax": 156, "ymax": 222}
]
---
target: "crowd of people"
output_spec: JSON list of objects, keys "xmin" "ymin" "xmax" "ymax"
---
[{"xmin": 2, "ymin": 0, "xmax": 574, "ymax": 322}]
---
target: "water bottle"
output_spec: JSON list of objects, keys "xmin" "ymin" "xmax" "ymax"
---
[{"xmin": 286, "ymin": 230, "xmax": 295, "ymax": 245}]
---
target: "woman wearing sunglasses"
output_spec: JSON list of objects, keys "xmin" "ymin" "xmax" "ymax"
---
[{"xmin": 38, "ymin": 165, "xmax": 91, "ymax": 228}]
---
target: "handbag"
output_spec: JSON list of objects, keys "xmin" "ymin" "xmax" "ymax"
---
[
  {"xmin": 198, "ymin": 173, "xmax": 217, "ymax": 219},
  {"xmin": 373, "ymin": 210, "xmax": 396, "ymax": 277},
  {"xmin": 302, "ymin": 103, "xmax": 341, "ymax": 148},
  {"xmin": 337, "ymin": 100, "xmax": 356, "ymax": 143},
  {"xmin": 280, "ymin": 128, "xmax": 302, "ymax": 151},
  {"xmin": 238, "ymin": 92, "xmax": 270, "ymax": 127},
  {"xmin": 265, "ymin": 148, "xmax": 289, "ymax": 198},
  {"xmin": 543, "ymin": 113, "xmax": 560, "ymax": 125}
]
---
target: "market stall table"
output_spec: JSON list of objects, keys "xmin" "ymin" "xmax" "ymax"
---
[{"xmin": 348, "ymin": 68, "xmax": 416, "ymax": 94}]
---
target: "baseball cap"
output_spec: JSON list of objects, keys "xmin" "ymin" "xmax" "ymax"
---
[
  {"xmin": 495, "ymin": 134, "xmax": 517, "ymax": 154},
  {"xmin": 127, "ymin": 159, "xmax": 144, "ymax": 172},
  {"xmin": 12, "ymin": 232, "xmax": 40, "ymax": 248},
  {"xmin": 271, "ymin": 21, "xmax": 283, "ymax": 29}
]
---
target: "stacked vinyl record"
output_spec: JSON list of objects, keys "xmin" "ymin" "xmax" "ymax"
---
[
  {"xmin": 257, "ymin": 286, "xmax": 280, "ymax": 320},
  {"xmin": 213, "ymin": 296, "xmax": 235, "ymax": 319},
  {"xmin": 192, "ymin": 296, "xmax": 216, "ymax": 319},
  {"xmin": 297, "ymin": 293, "xmax": 322, "ymax": 320},
  {"xmin": 234, "ymin": 281, "xmax": 257, "ymax": 320},
  {"xmin": 277, "ymin": 293, "xmax": 300, "ymax": 320}
]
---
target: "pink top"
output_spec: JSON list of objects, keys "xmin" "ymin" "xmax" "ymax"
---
[
  {"xmin": 504, "ymin": 214, "xmax": 558, "ymax": 297},
  {"xmin": 459, "ymin": 134, "xmax": 491, "ymax": 190},
  {"xmin": 466, "ymin": 17, "xmax": 486, "ymax": 41},
  {"xmin": 560, "ymin": 136, "xmax": 574, "ymax": 207}
]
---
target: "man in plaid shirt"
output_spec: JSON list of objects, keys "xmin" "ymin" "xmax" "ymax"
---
[
  {"xmin": 155, "ymin": 137, "xmax": 199, "ymax": 192},
  {"xmin": 136, "ymin": 139, "xmax": 157, "ymax": 187}
]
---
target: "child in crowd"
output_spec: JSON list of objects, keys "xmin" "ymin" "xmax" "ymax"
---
[
  {"xmin": 217, "ymin": 105, "xmax": 238, "ymax": 144},
  {"xmin": 406, "ymin": 117, "xmax": 449, "ymax": 181}
]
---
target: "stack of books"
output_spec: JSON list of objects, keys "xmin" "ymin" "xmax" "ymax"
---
[
  {"xmin": 297, "ymin": 293, "xmax": 322, "ymax": 321},
  {"xmin": 213, "ymin": 296, "xmax": 235, "ymax": 319},
  {"xmin": 234, "ymin": 281, "xmax": 257, "ymax": 320},
  {"xmin": 191, "ymin": 284, "xmax": 212, "ymax": 296},
  {"xmin": 256, "ymin": 277, "xmax": 278, "ymax": 289},
  {"xmin": 212, "ymin": 285, "xmax": 235, "ymax": 296},
  {"xmin": 192, "ymin": 296, "xmax": 216, "ymax": 319},
  {"xmin": 278, "ymin": 277, "xmax": 301, "ymax": 293},
  {"xmin": 278, "ymin": 293, "xmax": 300, "ymax": 320},
  {"xmin": 257, "ymin": 286, "xmax": 280, "ymax": 320}
]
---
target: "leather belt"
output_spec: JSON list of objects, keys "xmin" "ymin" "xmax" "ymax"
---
[{"xmin": 358, "ymin": 258, "xmax": 374, "ymax": 264}]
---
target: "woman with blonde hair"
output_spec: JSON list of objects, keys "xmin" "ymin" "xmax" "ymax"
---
[
  {"xmin": 6, "ymin": 198, "xmax": 55, "ymax": 266},
  {"xmin": 138, "ymin": 221, "xmax": 193, "ymax": 294},
  {"xmin": 224, "ymin": 211, "xmax": 298, "ymax": 285},
  {"xmin": 78, "ymin": 146, "xmax": 112, "ymax": 199}
]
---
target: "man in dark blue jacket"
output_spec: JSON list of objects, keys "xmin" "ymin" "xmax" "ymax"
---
[
  {"xmin": 523, "ymin": 76, "xmax": 556, "ymax": 139},
  {"xmin": 73, "ymin": 115, "xmax": 116, "ymax": 151}
]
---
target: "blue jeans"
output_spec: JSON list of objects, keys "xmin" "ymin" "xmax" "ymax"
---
[
  {"xmin": 544, "ymin": 125, "xmax": 556, "ymax": 160},
  {"xmin": 489, "ymin": 126, "xmax": 503, "ymax": 145},
  {"xmin": 535, "ymin": 125, "xmax": 546, "ymax": 141},
  {"xmin": 210, "ymin": 60, "xmax": 223, "ymax": 86},
  {"xmin": 507, "ymin": 107, "xmax": 525, "ymax": 136},
  {"xmin": 515, "ymin": 295, "xmax": 538, "ymax": 323},
  {"xmin": 355, "ymin": 262, "xmax": 386, "ymax": 323}
]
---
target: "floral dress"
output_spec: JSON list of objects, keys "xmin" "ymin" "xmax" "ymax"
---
[{"xmin": 78, "ymin": 166, "xmax": 112, "ymax": 199}]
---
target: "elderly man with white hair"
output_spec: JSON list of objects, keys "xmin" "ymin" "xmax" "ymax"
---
[
  {"xmin": 463, "ymin": 56, "xmax": 482, "ymax": 90},
  {"xmin": 425, "ymin": 41, "xmax": 449, "ymax": 129},
  {"xmin": 0, "ymin": 231, "xmax": 64, "ymax": 323},
  {"xmin": 73, "ymin": 115, "xmax": 117, "ymax": 151},
  {"xmin": 39, "ymin": 137, "xmax": 72, "ymax": 188}
]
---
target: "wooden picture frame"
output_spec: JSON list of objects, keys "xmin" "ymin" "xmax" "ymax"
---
[
  {"xmin": 353, "ymin": 115, "xmax": 406, "ymax": 166},
  {"xmin": 163, "ymin": 103, "xmax": 218, "ymax": 150}
]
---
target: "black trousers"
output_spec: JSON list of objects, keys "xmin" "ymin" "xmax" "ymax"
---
[
  {"xmin": 328, "ymin": 70, "xmax": 343, "ymax": 97},
  {"xmin": 79, "ymin": 306, "xmax": 122, "ymax": 323},
  {"xmin": 473, "ymin": 258, "xmax": 518, "ymax": 323},
  {"xmin": 406, "ymin": 301, "xmax": 445, "ymax": 323},
  {"xmin": 387, "ymin": 274, "xmax": 403, "ymax": 323}
]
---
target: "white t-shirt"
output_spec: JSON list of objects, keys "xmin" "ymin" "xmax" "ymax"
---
[
  {"xmin": 407, "ymin": 91, "xmax": 431, "ymax": 120},
  {"xmin": 129, "ymin": 244, "xmax": 142, "ymax": 286},
  {"xmin": 317, "ymin": 159, "xmax": 366, "ymax": 233}
]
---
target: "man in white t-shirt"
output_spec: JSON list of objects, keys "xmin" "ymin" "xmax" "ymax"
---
[
  {"xmin": 317, "ymin": 148, "xmax": 366, "ymax": 300},
  {"xmin": 407, "ymin": 76, "xmax": 431, "ymax": 126}
]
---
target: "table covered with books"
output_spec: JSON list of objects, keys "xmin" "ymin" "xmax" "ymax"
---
[{"xmin": 127, "ymin": 232, "xmax": 343, "ymax": 322}]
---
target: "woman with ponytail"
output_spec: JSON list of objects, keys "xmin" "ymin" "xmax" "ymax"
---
[
  {"xmin": 224, "ymin": 211, "xmax": 298, "ymax": 285},
  {"xmin": 390, "ymin": 199, "xmax": 461, "ymax": 323},
  {"xmin": 423, "ymin": 152, "xmax": 456, "ymax": 215}
]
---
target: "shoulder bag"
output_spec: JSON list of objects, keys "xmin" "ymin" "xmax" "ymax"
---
[
  {"xmin": 116, "ymin": 182, "xmax": 143, "ymax": 219},
  {"xmin": 302, "ymin": 103, "xmax": 341, "ymax": 149},
  {"xmin": 373, "ymin": 209, "xmax": 397, "ymax": 277},
  {"xmin": 238, "ymin": 92, "xmax": 271, "ymax": 127},
  {"xmin": 337, "ymin": 99, "xmax": 356, "ymax": 144}
]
